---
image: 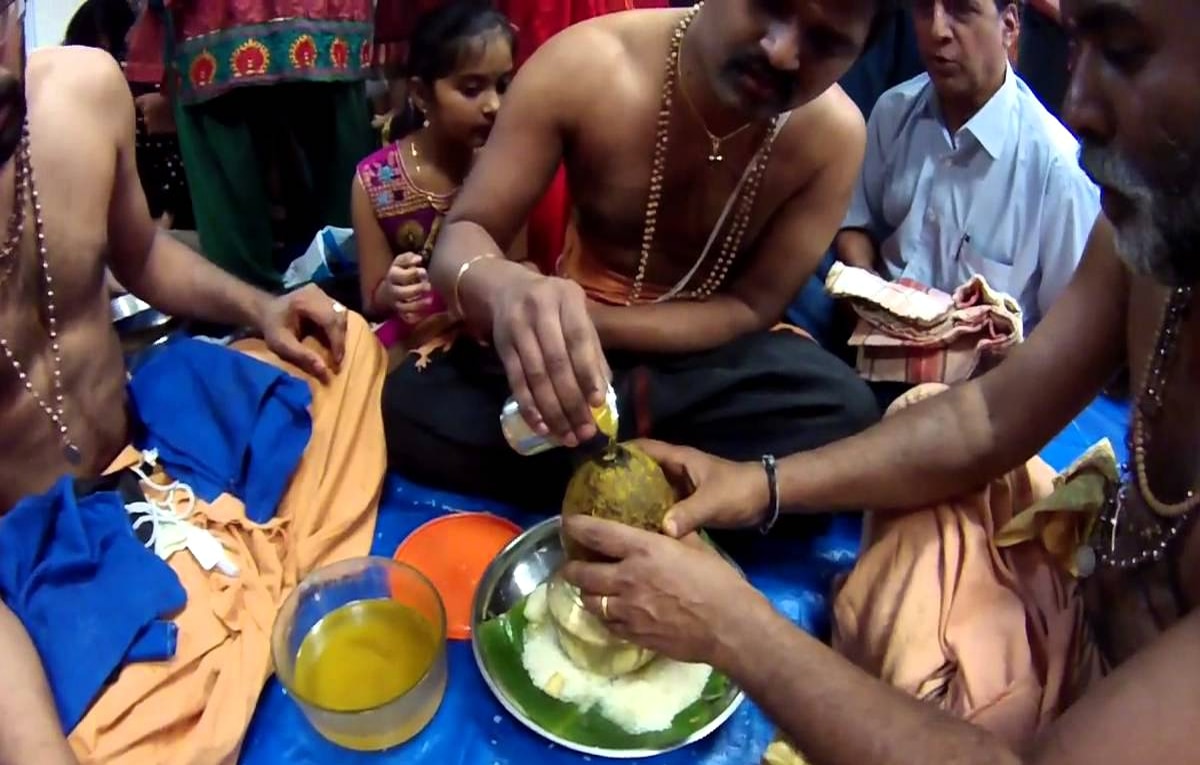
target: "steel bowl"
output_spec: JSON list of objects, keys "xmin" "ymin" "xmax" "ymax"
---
[
  {"xmin": 470, "ymin": 516, "xmax": 746, "ymax": 759},
  {"xmin": 111, "ymin": 294, "xmax": 173, "ymax": 333},
  {"xmin": 111, "ymin": 293, "xmax": 180, "ymax": 360}
]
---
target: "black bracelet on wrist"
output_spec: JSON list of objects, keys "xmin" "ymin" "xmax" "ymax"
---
[{"xmin": 758, "ymin": 454, "xmax": 780, "ymax": 535}]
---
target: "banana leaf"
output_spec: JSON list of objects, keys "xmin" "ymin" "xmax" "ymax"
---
[{"xmin": 475, "ymin": 597, "xmax": 737, "ymax": 752}]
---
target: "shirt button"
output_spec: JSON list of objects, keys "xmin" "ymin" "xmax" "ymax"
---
[{"xmin": 926, "ymin": 209, "xmax": 937, "ymax": 223}]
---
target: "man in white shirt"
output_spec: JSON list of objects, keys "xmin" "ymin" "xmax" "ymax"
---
[{"xmin": 835, "ymin": 0, "xmax": 1099, "ymax": 331}]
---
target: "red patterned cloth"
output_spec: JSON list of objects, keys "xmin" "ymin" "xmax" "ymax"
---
[{"xmin": 126, "ymin": 0, "xmax": 374, "ymax": 103}]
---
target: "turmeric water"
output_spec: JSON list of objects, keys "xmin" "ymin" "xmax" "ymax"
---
[
  {"xmin": 593, "ymin": 399, "xmax": 618, "ymax": 441},
  {"xmin": 292, "ymin": 598, "xmax": 445, "ymax": 750}
]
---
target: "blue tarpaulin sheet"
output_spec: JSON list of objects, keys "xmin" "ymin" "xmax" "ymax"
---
[{"xmin": 238, "ymin": 396, "xmax": 1128, "ymax": 765}]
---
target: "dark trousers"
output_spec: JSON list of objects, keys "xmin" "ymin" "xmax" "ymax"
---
[
  {"xmin": 382, "ymin": 331, "xmax": 880, "ymax": 510},
  {"xmin": 174, "ymin": 82, "xmax": 373, "ymax": 291}
]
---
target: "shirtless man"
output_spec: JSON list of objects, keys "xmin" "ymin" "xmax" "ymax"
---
[
  {"xmin": 385, "ymin": 0, "xmax": 894, "ymax": 507},
  {"xmin": 558, "ymin": 0, "xmax": 1200, "ymax": 762},
  {"xmin": 0, "ymin": 2, "xmax": 350, "ymax": 760}
]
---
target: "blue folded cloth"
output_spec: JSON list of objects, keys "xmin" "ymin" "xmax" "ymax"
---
[
  {"xmin": 0, "ymin": 478, "xmax": 186, "ymax": 731},
  {"xmin": 128, "ymin": 338, "xmax": 313, "ymax": 523}
]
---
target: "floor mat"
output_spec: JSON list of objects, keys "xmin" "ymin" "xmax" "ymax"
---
[
  {"xmin": 1039, "ymin": 394, "xmax": 1128, "ymax": 472},
  {"xmin": 238, "ymin": 396, "xmax": 1129, "ymax": 764}
]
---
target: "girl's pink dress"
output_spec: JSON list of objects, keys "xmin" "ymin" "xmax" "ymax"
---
[{"xmin": 356, "ymin": 142, "xmax": 452, "ymax": 347}]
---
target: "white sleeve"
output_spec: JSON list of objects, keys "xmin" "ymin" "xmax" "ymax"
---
[
  {"xmin": 841, "ymin": 104, "xmax": 889, "ymax": 239},
  {"xmin": 1036, "ymin": 158, "xmax": 1101, "ymax": 318}
]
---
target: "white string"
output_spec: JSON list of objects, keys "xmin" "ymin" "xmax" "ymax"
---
[
  {"xmin": 127, "ymin": 451, "xmax": 197, "ymax": 552},
  {"xmin": 126, "ymin": 450, "xmax": 240, "ymax": 577}
]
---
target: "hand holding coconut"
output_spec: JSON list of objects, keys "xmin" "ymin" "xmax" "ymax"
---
[
  {"xmin": 557, "ymin": 438, "xmax": 768, "ymax": 670},
  {"xmin": 560, "ymin": 515, "xmax": 765, "ymax": 670},
  {"xmin": 559, "ymin": 441, "xmax": 679, "ymax": 561},
  {"xmin": 632, "ymin": 439, "xmax": 774, "ymax": 538},
  {"xmin": 548, "ymin": 440, "xmax": 679, "ymax": 675}
]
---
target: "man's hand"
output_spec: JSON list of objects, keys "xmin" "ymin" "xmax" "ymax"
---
[
  {"xmin": 489, "ymin": 273, "xmax": 611, "ymax": 447},
  {"xmin": 560, "ymin": 515, "xmax": 765, "ymax": 667},
  {"xmin": 634, "ymin": 439, "xmax": 770, "ymax": 537},
  {"xmin": 258, "ymin": 284, "xmax": 348, "ymax": 383},
  {"xmin": 377, "ymin": 252, "xmax": 433, "ymax": 324},
  {"xmin": 833, "ymin": 229, "xmax": 880, "ymax": 274}
]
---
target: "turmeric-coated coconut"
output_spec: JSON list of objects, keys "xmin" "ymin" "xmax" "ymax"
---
[{"xmin": 560, "ymin": 442, "xmax": 676, "ymax": 562}]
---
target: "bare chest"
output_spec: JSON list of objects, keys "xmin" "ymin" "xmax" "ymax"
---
[
  {"xmin": 567, "ymin": 96, "xmax": 803, "ymax": 286},
  {"xmin": 0, "ymin": 148, "xmax": 124, "ymax": 509},
  {"xmin": 1083, "ymin": 284, "xmax": 1200, "ymax": 664},
  {"xmin": 0, "ymin": 179, "xmax": 107, "ymax": 397}
]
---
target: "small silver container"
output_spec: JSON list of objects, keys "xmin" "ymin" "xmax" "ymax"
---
[{"xmin": 499, "ymin": 383, "xmax": 618, "ymax": 456}]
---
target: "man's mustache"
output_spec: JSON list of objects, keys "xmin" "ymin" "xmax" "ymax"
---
[{"xmin": 728, "ymin": 56, "xmax": 794, "ymax": 103}]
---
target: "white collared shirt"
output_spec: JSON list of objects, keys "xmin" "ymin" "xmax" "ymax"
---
[{"xmin": 842, "ymin": 68, "xmax": 1100, "ymax": 330}]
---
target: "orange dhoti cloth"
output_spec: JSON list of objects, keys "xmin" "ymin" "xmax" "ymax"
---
[
  {"xmin": 766, "ymin": 384, "xmax": 1107, "ymax": 764},
  {"xmin": 68, "ymin": 313, "xmax": 387, "ymax": 764},
  {"xmin": 830, "ymin": 385, "xmax": 1104, "ymax": 751}
]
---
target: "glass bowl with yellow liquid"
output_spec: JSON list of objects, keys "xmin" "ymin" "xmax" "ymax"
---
[{"xmin": 271, "ymin": 557, "xmax": 448, "ymax": 752}]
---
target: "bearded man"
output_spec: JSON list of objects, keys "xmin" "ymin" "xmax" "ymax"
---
[{"xmin": 558, "ymin": 0, "xmax": 1200, "ymax": 762}]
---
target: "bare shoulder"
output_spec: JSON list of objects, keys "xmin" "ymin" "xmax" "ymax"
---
[
  {"xmin": 27, "ymin": 47, "xmax": 131, "ymax": 136},
  {"xmin": 22, "ymin": 48, "xmax": 131, "ymax": 227},
  {"xmin": 773, "ymin": 84, "xmax": 866, "ymax": 187},
  {"xmin": 514, "ymin": 14, "xmax": 624, "ymax": 90},
  {"xmin": 28, "ymin": 47, "xmax": 128, "ymax": 103},
  {"xmin": 538, "ymin": 9, "xmax": 679, "ymax": 62},
  {"xmin": 513, "ymin": 10, "xmax": 681, "ymax": 110}
]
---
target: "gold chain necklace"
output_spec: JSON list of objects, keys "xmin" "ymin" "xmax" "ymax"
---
[
  {"xmin": 627, "ymin": 3, "xmax": 780, "ymax": 306},
  {"xmin": 1132, "ymin": 287, "xmax": 1198, "ymax": 517},
  {"xmin": 406, "ymin": 135, "xmax": 456, "ymax": 214},
  {"xmin": 0, "ymin": 138, "xmax": 28, "ymax": 286},
  {"xmin": 0, "ymin": 125, "xmax": 81, "ymax": 465},
  {"xmin": 1087, "ymin": 287, "xmax": 1196, "ymax": 573},
  {"xmin": 676, "ymin": 37, "xmax": 751, "ymax": 164}
]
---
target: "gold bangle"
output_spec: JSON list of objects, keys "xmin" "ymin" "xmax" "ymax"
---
[{"xmin": 452, "ymin": 254, "xmax": 496, "ymax": 320}]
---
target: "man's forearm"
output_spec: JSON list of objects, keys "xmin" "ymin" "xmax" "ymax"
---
[
  {"xmin": 118, "ymin": 231, "xmax": 270, "ymax": 329},
  {"xmin": 833, "ymin": 229, "xmax": 880, "ymax": 272},
  {"xmin": 720, "ymin": 597, "xmax": 1022, "ymax": 765},
  {"xmin": 0, "ymin": 604, "xmax": 76, "ymax": 765},
  {"xmin": 776, "ymin": 382, "xmax": 1009, "ymax": 514},
  {"xmin": 589, "ymin": 296, "xmax": 761, "ymax": 354},
  {"xmin": 429, "ymin": 220, "xmax": 535, "ymax": 336}
]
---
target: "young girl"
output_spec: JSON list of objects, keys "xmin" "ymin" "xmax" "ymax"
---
[{"xmin": 353, "ymin": 1, "xmax": 519, "ymax": 338}]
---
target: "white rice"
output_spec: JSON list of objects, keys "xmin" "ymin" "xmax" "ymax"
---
[{"xmin": 520, "ymin": 587, "xmax": 712, "ymax": 735}]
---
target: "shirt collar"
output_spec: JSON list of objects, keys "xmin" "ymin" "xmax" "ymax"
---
[{"xmin": 923, "ymin": 65, "xmax": 1017, "ymax": 160}]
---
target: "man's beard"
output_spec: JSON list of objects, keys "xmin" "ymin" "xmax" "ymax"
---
[
  {"xmin": 1080, "ymin": 138, "xmax": 1200, "ymax": 287},
  {"xmin": 0, "ymin": 74, "xmax": 25, "ymax": 168}
]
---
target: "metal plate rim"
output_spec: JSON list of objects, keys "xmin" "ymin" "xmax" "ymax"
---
[{"xmin": 470, "ymin": 516, "xmax": 746, "ymax": 759}]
